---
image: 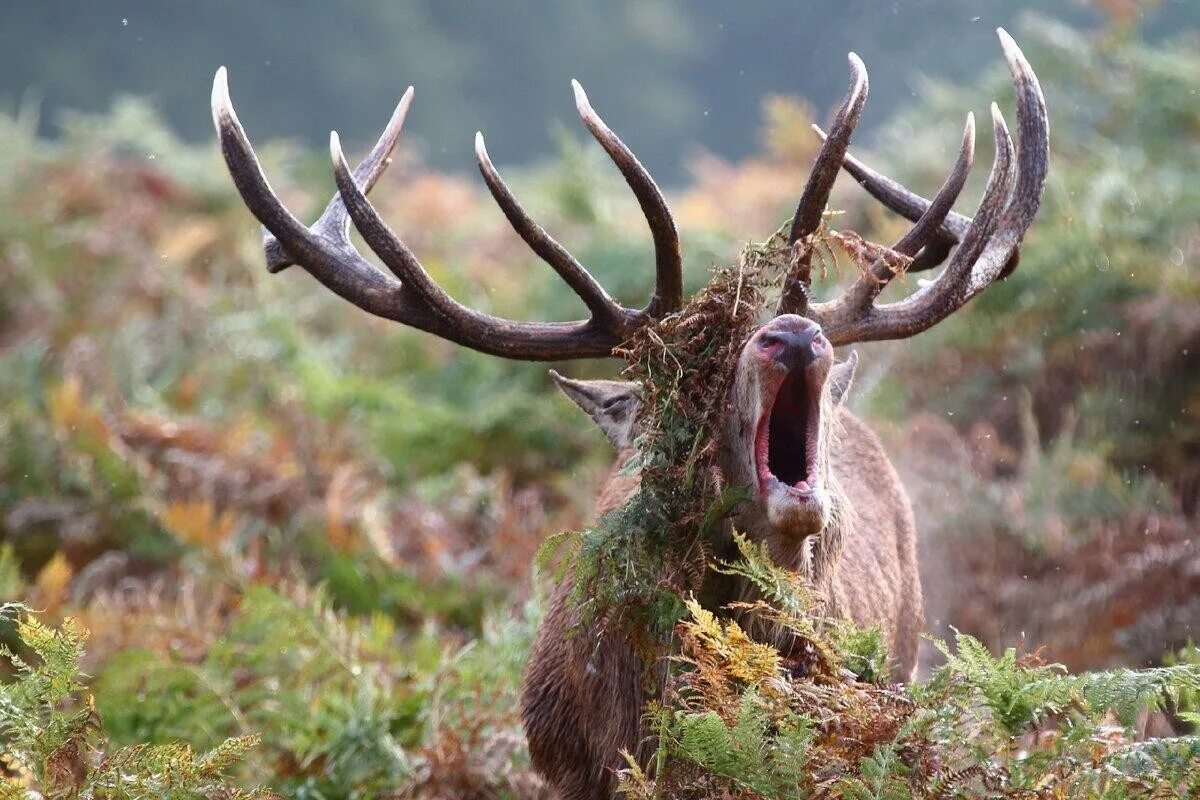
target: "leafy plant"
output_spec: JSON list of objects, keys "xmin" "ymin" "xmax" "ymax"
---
[
  {"xmin": 621, "ymin": 545, "xmax": 1200, "ymax": 799},
  {"xmin": 0, "ymin": 603, "xmax": 273, "ymax": 800}
]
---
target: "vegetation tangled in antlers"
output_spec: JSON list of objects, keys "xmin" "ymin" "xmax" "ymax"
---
[
  {"xmin": 549, "ymin": 226, "xmax": 809, "ymax": 636},
  {"xmin": 556, "ymin": 206, "xmax": 918, "ymax": 635}
]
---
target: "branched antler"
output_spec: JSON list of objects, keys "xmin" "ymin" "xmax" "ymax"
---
[
  {"xmin": 778, "ymin": 28, "xmax": 1049, "ymax": 345},
  {"xmin": 212, "ymin": 71, "xmax": 681, "ymax": 360},
  {"xmin": 213, "ymin": 27, "xmax": 1046, "ymax": 358}
]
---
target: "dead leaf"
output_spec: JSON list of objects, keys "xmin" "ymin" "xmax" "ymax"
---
[{"xmin": 35, "ymin": 552, "xmax": 74, "ymax": 614}]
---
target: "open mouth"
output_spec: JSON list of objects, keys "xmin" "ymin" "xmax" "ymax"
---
[{"xmin": 755, "ymin": 365, "xmax": 821, "ymax": 496}]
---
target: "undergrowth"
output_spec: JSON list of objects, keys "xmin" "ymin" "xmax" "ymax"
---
[
  {"xmin": 618, "ymin": 537, "xmax": 1200, "ymax": 799},
  {"xmin": 3, "ymin": 11, "xmax": 1199, "ymax": 800},
  {"xmin": 0, "ymin": 603, "xmax": 275, "ymax": 800}
]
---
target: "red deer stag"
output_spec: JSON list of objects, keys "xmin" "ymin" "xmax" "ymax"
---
[{"xmin": 212, "ymin": 28, "xmax": 1046, "ymax": 800}]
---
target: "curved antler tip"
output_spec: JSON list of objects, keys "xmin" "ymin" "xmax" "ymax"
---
[
  {"xmin": 211, "ymin": 66, "xmax": 236, "ymax": 130},
  {"xmin": 995, "ymin": 27, "xmax": 1030, "ymax": 74},
  {"xmin": 964, "ymin": 110, "xmax": 976, "ymax": 136},
  {"xmin": 377, "ymin": 88, "xmax": 414, "ymax": 147},
  {"xmin": 329, "ymin": 130, "xmax": 347, "ymax": 166},
  {"xmin": 846, "ymin": 52, "xmax": 868, "ymax": 89},
  {"xmin": 988, "ymin": 103, "xmax": 1014, "ymax": 158},
  {"xmin": 571, "ymin": 79, "xmax": 590, "ymax": 112},
  {"xmin": 395, "ymin": 87, "xmax": 415, "ymax": 115},
  {"xmin": 811, "ymin": 123, "xmax": 827, "ymax": 140},
  {"xmin": 989, "ymin": 101, "xmax": 1007, "ymax": 128},
  {"xmin": 473, "ymin": 130, "xmax": 488, "ymax": 158},
  {"xmin": 392, "ymin": 87, "xmax": 415, "ymax": 118},
  {"xmin": 211, "ymin": 66, "xmax": 230, "ymax": 105}
]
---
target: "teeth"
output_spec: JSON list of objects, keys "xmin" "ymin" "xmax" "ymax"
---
[{"xmin": 796, "ymin": 480, "xmax": 810, "ymax": 492}]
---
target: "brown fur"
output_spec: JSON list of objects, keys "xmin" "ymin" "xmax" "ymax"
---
[
  {"xmin": 522, "ymin": 317, "xmax": 923, "ymax": 798},
  {"xmin": 522, "ymin": 405, "xmax": 921, "ymax": 799}
]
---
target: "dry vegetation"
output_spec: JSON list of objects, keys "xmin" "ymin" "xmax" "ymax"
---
[{"xmin": 1, "ymin": 14, "xmax": 1199, "ymax": 798}]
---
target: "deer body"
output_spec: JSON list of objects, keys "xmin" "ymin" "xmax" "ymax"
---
[
  {"xmin": 213, "ymin": 27, "xmax": 1045, "ymax": 800},
  {"xmin": 823, "ymin": 410, "xmax": 923, "ymax": 669},
  {"xmin": 523, "ymin": 405, "xmax": 921, "ymax": 799}
]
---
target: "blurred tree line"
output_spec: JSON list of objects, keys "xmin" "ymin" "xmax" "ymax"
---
[{"xmin": 4, "ymin": 0, "xmax": 1198, "ymax": 185}]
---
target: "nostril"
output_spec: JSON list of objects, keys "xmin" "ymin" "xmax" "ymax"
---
[{"xmin": 759, "ymin": 331, "xmax": 789, "ymax": 350}]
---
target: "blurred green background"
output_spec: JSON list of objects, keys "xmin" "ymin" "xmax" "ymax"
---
[
  {"xmin": 5, "ymin": 0, "xmax": 1198, "ymax": 183},
  {"xmin": 1, "ymin": 2, "xmax": 1198, "ymax": 797}
]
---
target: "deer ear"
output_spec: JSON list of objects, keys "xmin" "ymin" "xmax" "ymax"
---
[
  {"xmin": 828, "ymin": 351, "xmax": 858, "ymax": 406},
  {"xmin": 549, "ymin": 370, "xmax": 641, "ymax": 450}
]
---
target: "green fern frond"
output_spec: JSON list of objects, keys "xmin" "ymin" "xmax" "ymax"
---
[
  {"xmin": 933, "ymin": 630, "xmax": 1073, "ymax": 736},
  {"xmin": 533, "ymin": 529, "xmax": 581, "ymax": 581},
  {"xmin": 1071, "ymin": 664, "xmax": 1200, "ymax": 727},
  {"xmin": 714, "ymin": 532, "xmax": 815, "ymax": 620},
  {"xmin": 1104, "ymin": 735, "xmax": 1200, "ymax": 785},
  {"xmin": 0, "ymin": 607, "xmax": 273, "ymax": 800},
  {"xmin": 831, "ymin": 622, "xmax": 890, "ymax": 685}
]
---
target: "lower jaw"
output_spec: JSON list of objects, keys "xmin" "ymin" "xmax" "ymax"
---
[
  {"xmin": 771, "ymin": 476, "xmax": 818, "ymax": 495},
  {"xmin": 762, "ymin": 480, "xmax": 827, "ymax": 538},
  {"xmin": 757, "ymin": 470, "xmax": 820, "ymax": 501}
]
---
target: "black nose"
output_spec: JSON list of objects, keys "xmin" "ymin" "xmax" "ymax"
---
[{"xmin": 759, "ymin": 327, "xmax": 826, "ymax": 368}]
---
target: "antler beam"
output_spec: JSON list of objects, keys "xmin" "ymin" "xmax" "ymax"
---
[{"xmin": 211, "ymin": 70, "xmax": 683, "ymax": 361}]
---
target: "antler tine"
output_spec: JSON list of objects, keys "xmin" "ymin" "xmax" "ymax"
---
[
  {"xmin": 778, "ymin": 53, "xmax": 868, "ymax": 316},
  {"xmin": 572, "ymin": 80, "xmax": 683, "ymax": 317},
  {"xmin": 815, "ymin": 124, "xmax": 972, "ymax": 246},
  {"xmin": 890, "ymin": 113, "xmax": 976, "ymax": 258},
  {"xmin": 880, "ymin": 104, "xmax": 1014, "ymax": 323},
  {"xmin": 829, "ymin": 112, "xmax": 976, "ymax": 314},
  {"xmin": 809, "ymin": 29, "xmax": 1047, "ymax": 345},
  {"xmin": 790, "ymin": 53, "xmax": 869, "ymax": 246},
  {"xmin": 964, "ymin": 27, "xmax": 1049, "ymax": 293},
  {"xmin": 214, "ymin": 67, "xmax": 637, "ymax": 360},
  {"xmin": 212, "ymin": 67, "xmax": 404, "ymax": 314},
  {"xmin": 815, "ymin": 101, "xmax": 1016, "ymax": 344},
  {"xmin": 473, "ymin": 132, "xmax": 626, "ymax": 330},
  {"xmin": 329, "ymin": 131, "xmax": 453, "ymax": 302},
  {"xmin": 265, "ymin": 88, "xmax": 413, "ymax": 273}
]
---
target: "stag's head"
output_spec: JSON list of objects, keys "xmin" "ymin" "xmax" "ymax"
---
[{"xmin": 212, "ymin": 29, "xmax": 1047, "ymax": 558}]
